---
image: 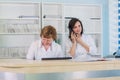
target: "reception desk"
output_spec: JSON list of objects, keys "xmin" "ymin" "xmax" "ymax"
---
[{"xmin": 0, "ymin": 59, "xmax": 120, "ymax": 80}]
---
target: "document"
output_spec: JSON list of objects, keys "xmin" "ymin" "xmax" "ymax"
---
[{"xmin": 71, "ymin": 54, "xmax": 112, "ymax": 62}]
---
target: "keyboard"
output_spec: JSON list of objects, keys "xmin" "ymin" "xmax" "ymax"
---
[{"xmin": 41, "ymin": 57, "xmax": 72, "ymax": 60}]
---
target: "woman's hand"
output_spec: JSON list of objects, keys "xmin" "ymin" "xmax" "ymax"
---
[
  {"xmin": 76, "ymin": 34, "xmax": 90, "ymax": 53},
  {"xmin": 75, "ymin": 33, "xmax": 82, "ymax": 43},
  {"xmin": 71, "ymin": 32, "xmax": 77, "ymax": 44},
  {"xmin": 69, "ymin": 32, "xmax": 77, "ymax": 57}
]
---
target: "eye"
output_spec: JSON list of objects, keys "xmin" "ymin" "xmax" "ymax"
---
[
  {"xmin": 43, "ymin": 38, "xmax": 46, "ymax": 41},
  {"xmin": 78, "ymin": 25, "xmax": 81, "ymax": 27},
  {"xmin": 73, "ymin": 26, "xmax": 77, "ymax": 29}
]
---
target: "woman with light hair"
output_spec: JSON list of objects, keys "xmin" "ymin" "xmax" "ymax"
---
[{"xmin": 26, "ymin": 25, "xmax": 64, "ymax": 60}]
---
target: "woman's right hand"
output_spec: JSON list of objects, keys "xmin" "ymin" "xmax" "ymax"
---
[{"xmin": 71, "ymin": 32, "xmax": 76, "ymax": 44}]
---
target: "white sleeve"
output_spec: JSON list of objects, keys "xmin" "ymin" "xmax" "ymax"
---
[
  {"xmin": 56, "ymin": 44, "xmax": 65, "ymax": 57},
  {"xmin": 26, "ymin": 42, "xmax": 36, "ymax": 60},
  {"xmin": 87, "ymin": 35, "xmax": 97, "ymax": 55},
  {"xmin": 65, "ymin": 38, "xmax": 72, "ymax": 57}
]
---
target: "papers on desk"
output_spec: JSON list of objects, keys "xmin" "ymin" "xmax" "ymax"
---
[{"xmin": 71, "ymin": 54, "xmax": 113, "ymax": 62}]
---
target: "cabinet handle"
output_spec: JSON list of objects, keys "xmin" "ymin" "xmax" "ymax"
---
[{"xmin": 90, "ymin": 18, "xmax": 101, "ymax": 20}]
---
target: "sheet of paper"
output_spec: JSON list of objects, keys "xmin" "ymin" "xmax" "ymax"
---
[{"xmin": 71, "ymin": 54, "xmax": 114, "ymax": 62}]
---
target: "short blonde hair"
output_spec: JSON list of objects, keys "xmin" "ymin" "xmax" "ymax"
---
[{"xmin": 40, "ymin": 25, "xmax": 57, "ymax": 40}]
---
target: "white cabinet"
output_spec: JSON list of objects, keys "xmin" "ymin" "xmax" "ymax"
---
[
  {"xmin": 0, "ymin": 2, "xmax": 41, "ymax": 58},
  {"xmin": 0, "ymin": 2, "xmax": 102, "ymax": 58}
]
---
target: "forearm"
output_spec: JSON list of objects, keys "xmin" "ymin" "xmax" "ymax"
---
[
  {"xmin": 78, "ymin": 40, "xmax": 90, "ymax": 53},
  {"xmin": 69, "ymin": 43, "xmax": 76, "ymax": 57}
]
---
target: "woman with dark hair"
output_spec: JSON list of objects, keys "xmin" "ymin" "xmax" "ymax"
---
[{"xmin": 66, "ymin": 18, "xmax": 97, "ymax": 59}]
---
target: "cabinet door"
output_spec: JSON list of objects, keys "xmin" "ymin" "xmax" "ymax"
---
[
  {"xmin": 0, "ymin": 3, "xmax": 39, "ymax": 19},
  {"xmin": 0, "ymin": 3, "xmax": 40, "ymax": 34},
  {"xmin": 42, "ymin": 3, "xmax": 63, "ymax": 19},
  {"xmin": 64, "ymin": 5, "xmax": 101, "ymax": 34},
  {"xmin": 42, "ymin": 3, "xmax": 64, "ymax": 33},
  {"xmin": 0, "ymin": 3, "xmax": 41, "ymax": 58}
]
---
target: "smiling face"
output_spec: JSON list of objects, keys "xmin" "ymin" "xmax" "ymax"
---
[
  {"xmin": 72, "ymin": 21, "xmax": 82, "ymax": 34},
  {"xmin": 68, "ymin": 18, "xmax": 83, "ymax": 38}
]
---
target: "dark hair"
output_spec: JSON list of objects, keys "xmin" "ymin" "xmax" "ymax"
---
[
  {"xmin": 68, "ymin": 18, "xmax": 83, "ymax": 40},
  {"xmin": 40, "ymin": 25, "xmax": 57, "ymax": 40}
]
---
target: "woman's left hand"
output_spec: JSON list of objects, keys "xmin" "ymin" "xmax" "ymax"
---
[{"xmin": 75, "ymin": 34, "xmax": 82, "ymax": 43}]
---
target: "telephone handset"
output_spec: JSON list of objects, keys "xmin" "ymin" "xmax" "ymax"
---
[
  {"xmin": 70, "ymin": 28, "xmax": 77, "ymax": 37},
  {"xmin": 113, "ymin": 49, "xmax": 120, "ymax": 58}
]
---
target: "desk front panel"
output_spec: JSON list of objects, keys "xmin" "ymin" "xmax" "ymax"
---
[{"xmin": 1, "ymin": 70, "xmax": 120, "ymax": 80}]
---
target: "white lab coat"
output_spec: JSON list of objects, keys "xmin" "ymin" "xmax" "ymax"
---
[
  {"xmin": 26, "ymin": 39, "xmax": 64, "ymax": 60},
  {"xmin": 66, "ymin": 34, "xmax": 97, "ymax": 59}
]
